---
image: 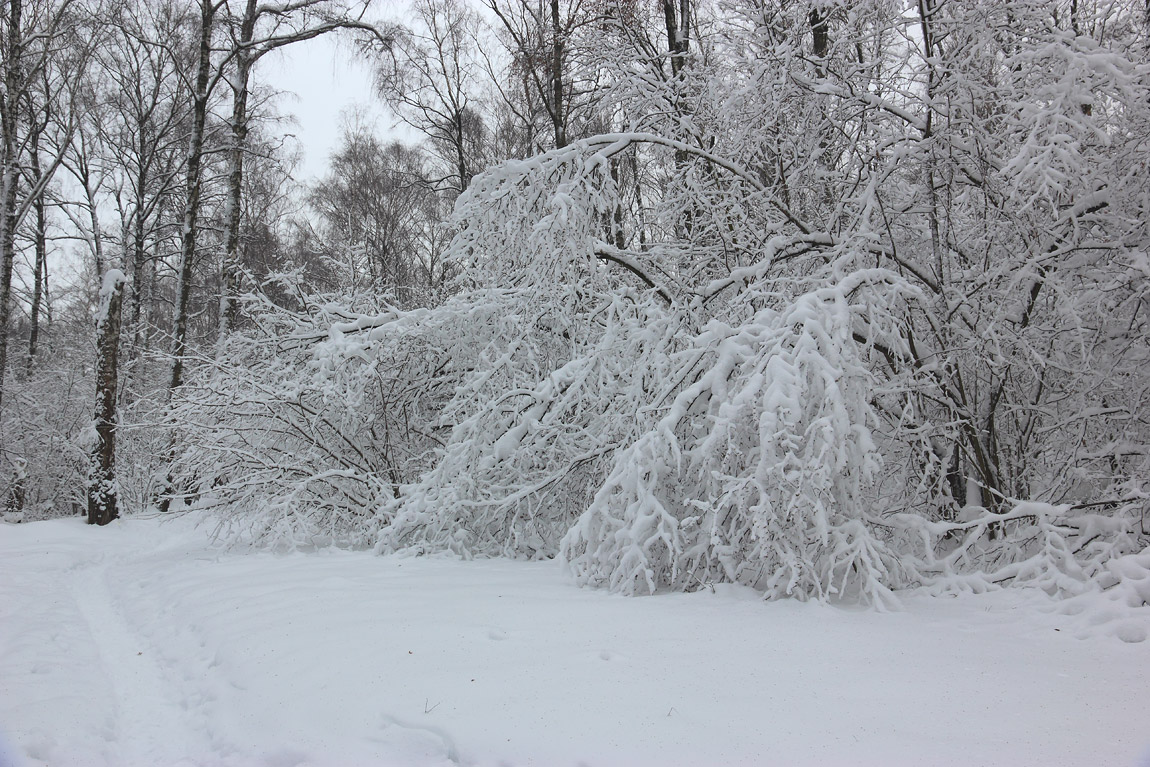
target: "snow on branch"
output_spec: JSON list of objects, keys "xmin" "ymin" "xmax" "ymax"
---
[{"xmin": 562, "ymin": 272, "xmax": 911, "ymax": 605}]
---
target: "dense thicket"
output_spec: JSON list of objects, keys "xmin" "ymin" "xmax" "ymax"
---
[
  {"xmin": 3, "ymin": 0, "xmax": 1148, "ymax": 607},
  {"xmin": 0, "ymin": 0, "xmax": 386, "ymax": 519}
]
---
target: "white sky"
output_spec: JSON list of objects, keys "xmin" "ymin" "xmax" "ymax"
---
[{"xmin": 259, "ymin": 33, "xmax": 392, "ymax": 182}]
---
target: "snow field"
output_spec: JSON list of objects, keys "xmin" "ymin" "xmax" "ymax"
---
[{"xmin": 1, "ymin": 514, "xmax": 1148, "ymax": 767}]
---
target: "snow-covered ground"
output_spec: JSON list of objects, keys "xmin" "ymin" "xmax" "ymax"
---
[{"xmin": 1, "ymin": 514, "xmax": 1147, "ymax": 767}]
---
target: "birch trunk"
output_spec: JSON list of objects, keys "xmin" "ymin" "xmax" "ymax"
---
[
  {"xmin": 218, "ymin": 0, "xmax": 256, "ymax": 341},
  {"xmin": 167, "ymin": 0, "xmax": 216, "ymax": 395},
  {"xmin": 0, "ymin": 0, "xmax": 22, "ymax": 412},
  {"xmin": 26, "ymin": 125, "xmax": 45, "ymax": 370}
]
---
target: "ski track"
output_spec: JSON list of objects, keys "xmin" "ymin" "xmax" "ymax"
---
[{"xmin": 70, "ymin": 559, "xmax": 210, "ymax": 767}]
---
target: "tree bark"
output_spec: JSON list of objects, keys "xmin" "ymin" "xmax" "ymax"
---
[
  {"xmin": 662, "ymin": 0, "xmax": 689, "ymax": 79},
  {"xmin": 88, "ymin": 270, "xmax": 127, "ymax": 526},
  {"xmin": 0, "ymin": 0, "xmax": 23, "ymax": 412},
  {"xmin": 218, "ymin": 0, "xmax": 256, "ymax": 341},
  {"xmin": 662, "ymin": 0, "xmax": 691, "ymax": 235},
  {"xmin": 549, "ymin": 0, "xmax": 565, "ymax": 149},
  {"xmin": 80, "ymin": 160, "xmax": 105, "ymax": 276},
  {"xmin": 168, "ymin": 0, "xmax": 216, "ymax": 396},
  {"xmin": 3, "ymin": 457, "xmax": 25, "ymax": 515},
  {"xmin": 160, "ymin": 0, "xmax": 217, "ymax": 514},
  {"xmin": 453, "ymin": 107, "xmax": 468, "ymax": 193},
  {"xmin": 26, "ymin": 128, "xmax": 45, "ymax": 370},
  {"xmin": 127, "ymin": 175, "xmax": 148, "ymax": 361},
  {"xmin": 810, "ymin": 9, "xmax": 829, "ymax": 61}
]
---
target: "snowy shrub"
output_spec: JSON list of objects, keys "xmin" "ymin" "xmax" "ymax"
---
[
  {"xmin": 562, "ymin": 272, "xmax": 911, "ymax": 604},
  {"xmin": 164, "ymin": 291, "xmax": 448, "ymax": 547},
  {"xmin": 380, "ymin": 291, "xmax": 677, "ymax": 558},
  {"xmin": 375, "ymin": 137, "xmax": 678, "ymax": 558},
  {"xmin": 882, "ymin": 498, "xmax": 1150, "ymax": 606},
  {"xmin": 1, "ymin": 330, "xmax": 97, "ymax": 521}
]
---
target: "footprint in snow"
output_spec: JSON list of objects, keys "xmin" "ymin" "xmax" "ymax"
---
[{"xmin": 1114, "ymin": 621, "xmax": 1147, "ymax": 643}]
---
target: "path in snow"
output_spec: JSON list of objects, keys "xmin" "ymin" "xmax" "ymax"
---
[
  {"xmin": 0, "ymin": 520, "xmax": 228, "ymax": 766},
  {"xmin": 69, "ymin": 561, "xmax": 209, "ymax": 766},
  {"xmin": 1, "ymin": 514, "xmax": 1148, "ymax": 767}
]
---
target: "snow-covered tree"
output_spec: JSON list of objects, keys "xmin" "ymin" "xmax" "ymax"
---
[{"xmin": 160, "ymin": 0, "xmax": 1149, "ymax": 606}]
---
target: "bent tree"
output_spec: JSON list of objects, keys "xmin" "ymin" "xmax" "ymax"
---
[{"xmin": 162, "ymin": 0, "xmax": 1148, "ymax": 605}]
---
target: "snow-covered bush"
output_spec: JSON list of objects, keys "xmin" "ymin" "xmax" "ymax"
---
[
  {"xmin": 377, "ymin": 140, "xmax": 676, "ymax": 557},
  {"xmin": 562, "ymin": 273, "xmax": 912, "ymax": 604},
  {"xmin": 1, "ymin": 327, "xmax": 97, "ymax": 521},
  {"xmin": 164, "ymin": 290, "xmax": 448, "ymax": 547},
  {"xmin": 380, "ymin": 290, "xmax": 677, "ymax": 557}
]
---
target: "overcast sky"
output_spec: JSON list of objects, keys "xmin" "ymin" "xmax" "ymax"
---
[{"xmin": 259, "ymin": 33, "xmax": 391, "ymax": 182}]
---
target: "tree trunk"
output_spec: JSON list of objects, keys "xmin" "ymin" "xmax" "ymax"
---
[
  {"xmin": 82, "ymin": 163, "xmax": 105, "ymax": 277},
  {"xmin": 26, "ymin": 149, "xmax": 45, "ymax": 370},
  {"xmin": 609, "ymin": 157, "xmax": 624, "ymax": 249},
  {"xmin": 219, "ymin": 0, "xmax": 257, "ymax": 341},
  {"xmin": 168, "ymin": 0, "xmax": 215, "ymax": 395},
  {"xmin": 809, "ymin": 9, "xmax": 829, "ymax": 61},
  {"xmin": 3, "ymin": 457, "xmax": 25, "ymax": 515},
  {"xmin": 454, "ymin": 108, "xmax": 468, "ymax": 193},
  {"xmin": 88, "ymin": 270, "xmax": 127, "ymax": 526},
  {"xmin": 662, "ymin": 0, "xmax": 692, "ymax": 237},
  {"xmin": 0, "ymin": 157, "xmax": 17, "ymax": 412},
  {"xmin": 662, "ymin": 0, "xmax": 689, "ymax": 79},
  {"xmin": 127, "ymin": 179, "xmax": 147, "ymax": 361},
  {"xmin": 549, "ymin": 0, "xmax": 566, "ymax": 149},
  {"xmin": 160, "ymin": 0, "xmax": 216, "ymax": 514},
  {"xmin": 0, "ymin": 0, "xmax": 23, "ymax": 412}
]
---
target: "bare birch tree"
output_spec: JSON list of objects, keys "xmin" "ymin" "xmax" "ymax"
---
[
  {"xmin": 375, "ymin": 0, "xmax": 485, "ymax": 196},
  {"xmin": 217, "ymin": 0, "xmax": 392, "ymax": 339},
  {"xmin": 0, "ymin": 0, "xmax": 99, "ymax": 411}
]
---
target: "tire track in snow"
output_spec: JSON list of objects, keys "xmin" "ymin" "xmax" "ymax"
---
[{"xmin": 71, "ymin": 561, "xmax": 212, "ymax": 766}]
